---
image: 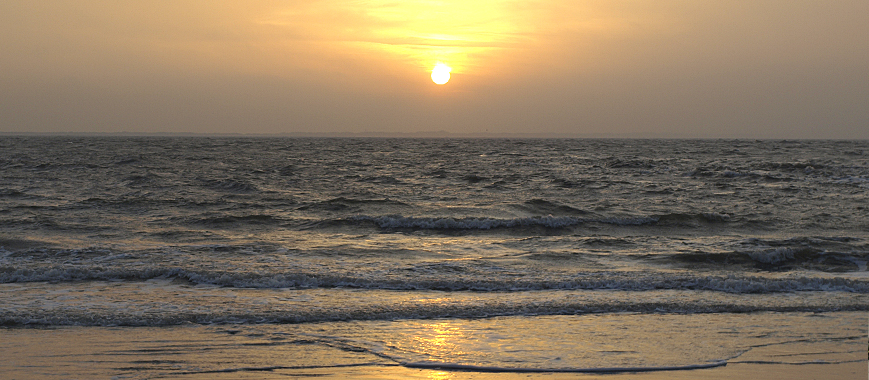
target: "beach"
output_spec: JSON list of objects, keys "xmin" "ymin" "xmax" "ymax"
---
[{"xmin": 2, "ymin": 312, "xmax": 865, "ymax": 379}]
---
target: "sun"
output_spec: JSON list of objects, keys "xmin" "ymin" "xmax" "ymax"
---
[{"xmin": 431, "ymin": 62, "xmax": 451, "ymax": 85}]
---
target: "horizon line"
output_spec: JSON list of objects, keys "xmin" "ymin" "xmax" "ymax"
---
[{"xmin": 2, "ymin": 131, "xmax": 865, "ymax": 140}]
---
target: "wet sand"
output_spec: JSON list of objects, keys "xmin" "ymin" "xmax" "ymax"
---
[{"xmin": 2, "ymin": 312, "xmax": 865, "ymax": 379}]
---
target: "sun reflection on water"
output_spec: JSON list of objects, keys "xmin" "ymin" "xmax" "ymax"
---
[
  {"xmin": 413, "ymin": 321, "xmax": 468, "ymax": 360},
  {"xmin": 427, "ymin": 370, "xmax": 454, "ymax": 380}
]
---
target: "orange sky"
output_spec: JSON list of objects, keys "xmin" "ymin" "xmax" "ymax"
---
[{"xmin": 1, "ymin": 1, "xmax": 867, "ymax": 138}]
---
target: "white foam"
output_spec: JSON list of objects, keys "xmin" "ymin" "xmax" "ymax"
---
[
  {"xmin": 702, "ymin": 212, "xmax": 732, "ymax": 221},
  {"xmin": 747, "ymin": 247, "xmax": 796, "ymax": 264},
  {"xmin": 2, "ymin": 265, "xmax": 868, "ymax": 293}
]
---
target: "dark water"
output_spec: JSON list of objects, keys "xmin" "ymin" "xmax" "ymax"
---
[{"xmin": 0, "ymin": 137, "xmax": 866, "ymax": 375}]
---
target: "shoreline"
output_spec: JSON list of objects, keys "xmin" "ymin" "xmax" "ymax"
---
[
  {"xmin": 2, "ymin": 312, "xmax": 865, "ymax": 379},
  {"xmin": 191, "ymin": 361, "xmax": 867, "ymax": 379}
]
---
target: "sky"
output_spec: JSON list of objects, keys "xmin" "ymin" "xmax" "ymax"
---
[{"xmin": 1, "ymin": 1, "xmax": 867, "ymax": 138}]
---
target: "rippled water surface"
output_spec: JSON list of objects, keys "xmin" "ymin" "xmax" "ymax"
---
[{"xmin": 1, "ymin": 137, "xmax": 866, "ymax": 375}]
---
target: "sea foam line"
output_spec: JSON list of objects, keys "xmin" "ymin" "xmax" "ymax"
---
[
  {"xmin": 401, "ymin": 360, "xmax": 728, "ymax": 373},
  {"xmin": 2, "ymin": 267, "xmax": 868, "ymax": 293}
]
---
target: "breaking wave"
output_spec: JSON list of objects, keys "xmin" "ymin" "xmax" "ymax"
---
[{"xmin": 2, "ymin": 265, "xmax": 867, "ymax": 293}]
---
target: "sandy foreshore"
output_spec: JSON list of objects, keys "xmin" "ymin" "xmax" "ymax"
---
[{"xmin": 2, "ymin": 312, "xmax": 865, "ymax": 379}]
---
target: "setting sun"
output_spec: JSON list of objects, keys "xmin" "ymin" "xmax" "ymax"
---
[{"xmin": 431, "ymin": 62, "xmax": 451, "ymax": 85}]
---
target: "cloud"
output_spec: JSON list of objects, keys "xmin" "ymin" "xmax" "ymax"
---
[{"xmin": 0, "ymin": 1, "xmax": 866, "ymax": 137}]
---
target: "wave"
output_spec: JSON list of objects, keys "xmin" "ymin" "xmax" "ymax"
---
[
  {"xmin": 345, "ymin": 212, "xmax": 734, "ymax": 230},
  {"xmin": 175, "ymin": 214, "xmax": 289, "ymax": 226},
  {"xmin": 2, "ymin": 266, "xmax": 867, "ymax": 293},
  {"xmin": 122, "ymin": 173, "xmax": 164, "ymax": 187},
  {"xmin": 655, "ymin": 212, "xmax": 731, "ymax": 224},
  {"xmin": 832, "ymin": 175, "xmax": 869, "ymax": 188},
  {"xmin": 357, "ymin": 175, "xmax": 404, "ymax": 185},
  {"xmin": 693, "ymin": 250, "xmax": 864, "ymax": 272},
  {"xmin": 1, "ymin": 286, "xmax": 865, "ymax": 327},
  {"xmin": 667, "ymin": 239, "xmax": 867, "ymax": 272},
  {"xmin": 351, "ymin": 215, "xmax": 589, "ymax": 229},
  {"xmin": 0, "ymin": 188, "xmax": 26, "ymax": 198},
  {"xmin": 603, "ymin": 157, "xmax": 666, "ymax": 169},
  {"xmin": 513, "ymin": 199, "xmax": 590, "ymax": 215},
  {"xmin": 297, "ymin": 197, "xmax": 409, "ymax": 212},
  {"xmin": 733, "ymin": 236, "xmax": 866, "ymax": 270},
  {"xmin": 200, "ymin": 178, "xmax": 259, "ymax": 192}
]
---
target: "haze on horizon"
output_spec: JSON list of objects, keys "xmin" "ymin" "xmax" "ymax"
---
[{"xmin": 1, "ymin": 1, "xmax": 867, "ymax": 139}]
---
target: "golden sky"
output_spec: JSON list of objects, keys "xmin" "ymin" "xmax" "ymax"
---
[{"xmin": 1, "ymin": 1, "xmax": 867, "ymax": 137}]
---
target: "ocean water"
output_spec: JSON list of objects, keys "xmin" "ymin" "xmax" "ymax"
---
[{"xmin": 1, "ymin": 137, "xmax": 867, "ymax": 377}]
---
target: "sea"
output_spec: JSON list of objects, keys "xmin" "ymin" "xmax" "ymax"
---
[{"xmin": 0, "ymin": 137, "xmax": 866, "ymax": 378}]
